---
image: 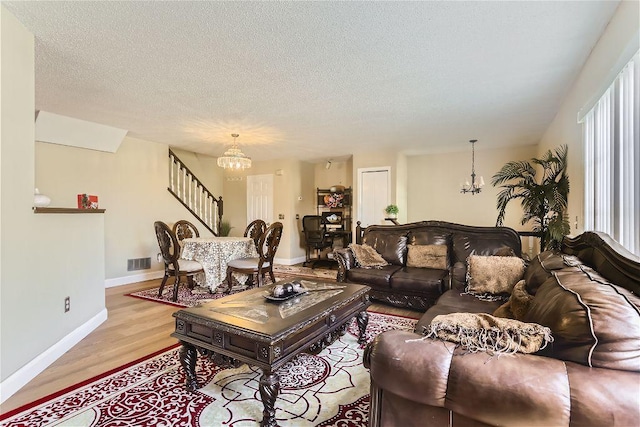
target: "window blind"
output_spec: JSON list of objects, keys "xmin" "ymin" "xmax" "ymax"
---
[{"xmin": 583, "ymin": 51, "xmax": 639, "ymax": 255}]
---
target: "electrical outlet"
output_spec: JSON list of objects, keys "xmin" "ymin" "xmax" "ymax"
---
[
  {"xmin": 278, "ymin": 214, "xmax": 284, "ymax": 220},
  {"xmin": 64, "ymin": 296, "xmax": 70, "ymax": 313}
]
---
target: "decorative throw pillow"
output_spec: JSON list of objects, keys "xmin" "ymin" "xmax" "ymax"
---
[
  {"xmin": 348, "ymin": 243, "xmax": 388, "ymax": 268},
  {"xmin": 493, "ymin": 280, "xmax": 534, "ymax": 321},
  {"xmin": 423, "ymin": 312, "xmax": 553, "ymax": 355},
  {"xmin": 406, "ymin": 244, "xmax": 448, "ymax": 270},
  {"xmin": 466, "ymin": 255, "xmax": 526, "ymax": 297}
]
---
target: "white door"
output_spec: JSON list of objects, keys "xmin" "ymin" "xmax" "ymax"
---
[
  {"xmin": 358, "ymin": 167, "xmax": 391, "ymax": 227},
  {"xmin": 247, "ymin": 174, "xmax": 274, "ymax": 225}
]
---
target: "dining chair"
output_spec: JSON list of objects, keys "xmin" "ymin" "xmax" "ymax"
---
[
  {"xmin": 154, "ymin": 221, "xmax": 204, "ymax": 302},
  {"xmin": 302, "ymin": 215, "xmax": 334, "ymax": 268},
  {"xmin": 173, "ymin": 220, "xmax": 200, "ymax": 248},
  {"xmin": 226, "ymin": 221, "xmax": 283, "ymax": 290},
  {"xmin": 244, "ymin": 219, "xmax": 267, "ymax": 251}
]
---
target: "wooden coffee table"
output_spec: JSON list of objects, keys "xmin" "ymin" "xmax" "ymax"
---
[{"xmin": 171, "ymin": 279, "xmax": 371, "ymax": 427}]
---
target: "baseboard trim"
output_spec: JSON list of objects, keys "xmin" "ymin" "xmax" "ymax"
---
[
  {"xmin": 104, "ymin": 271, "xmax": 164, "ymax": 288},
  {"xmin": 274, "ymin": 256, "xmax": 306, "ymax": 266},
  {"xmin": 0, "ymin": 308, "xmax": 108, "ymax": 404}
]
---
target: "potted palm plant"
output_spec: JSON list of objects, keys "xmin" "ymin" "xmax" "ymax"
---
[
  {"xmin": 491, "ymin": 145, "xmax": 570, "ymax": 251},
  {"xmin": 218, "ymin": 220, "xmax": 233, "ymax": 237}
]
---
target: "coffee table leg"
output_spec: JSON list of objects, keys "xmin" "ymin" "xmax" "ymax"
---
[
  {"xmin": 179, "ymin": 341, "xmax": 200, "ymax": 391},
  {"xmin": 356, "ymin": 311, "xmax": 369, "ymax": 345},
  {"xmin": 259, "ymin": 370, "xmax": 280, "ymax": 427}
]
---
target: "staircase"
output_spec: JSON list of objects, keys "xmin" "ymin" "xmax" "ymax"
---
[{"xmin": 168, "ymin": 149, "xmax": 223, "ymax": 235}]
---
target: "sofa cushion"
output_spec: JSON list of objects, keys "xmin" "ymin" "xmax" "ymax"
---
[
  {"xmin": 346, "ymin": 265, "xmax": 402, "ymax": 289},
  {"xmin": 452, "ymin": 233, "xmax": 518, "ymax": 264},
  {"xmin": 348, "ymin": 243, "xmax": 388, "ymax": 268},
  {"xmin": 406, "ymin": 244, "xmax": 448, "ymax": 269},
  {"xmin": 466, "ymin": 255, "xmax": 526, "ymax": 296},
  {"xmin": 525, "ymin": 265, "xmax": 640, "ymax": 371},
  {"xmin": 390, "ymin": 267, "xmax": 448, "ymax": 293},
  {"xmin": 408, "ymin": 229, "xmax": 451, "ymax": 246},
  {"xmin": 524, "ymin": 250, "xmax": 566, "ymax": 295},
  {"xmin": 363, "ymin": 230, "xmax": 408, "ymax": 265}
]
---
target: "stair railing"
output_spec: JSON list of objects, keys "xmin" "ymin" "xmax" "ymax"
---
[{"xmin": 168, "ymin": 149, "xmax": 223, "ymax": 235}]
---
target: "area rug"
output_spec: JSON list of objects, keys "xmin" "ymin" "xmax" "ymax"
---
[
  {"xmin": 127, "ymin": 265, "xmax": 338, "ymax": 308},
  {"xmin": 0, "ymin": 312, "xmax": 417, "ymax": 427}
]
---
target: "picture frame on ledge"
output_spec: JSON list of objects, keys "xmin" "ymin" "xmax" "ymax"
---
[{"xmin": 77, "ymin": 194, "xmax": 99, "ymax": 209}]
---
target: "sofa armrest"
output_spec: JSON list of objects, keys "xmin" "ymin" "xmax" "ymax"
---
[
  {"xmin": 366, "ymin": 330, "xmax": 640, "ymax": 427},
  {"xmin": 333, "ymin": 247, "xmax": 355, "ymax": 282}
]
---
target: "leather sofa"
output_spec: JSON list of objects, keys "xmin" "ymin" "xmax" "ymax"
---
[
  {"xmin": 364, "ymin": 231, "xmax": 640, "ymax": 427},
  {"xmin": 334, "ymin": 221, "xmax": 522, "ymax": 310}
]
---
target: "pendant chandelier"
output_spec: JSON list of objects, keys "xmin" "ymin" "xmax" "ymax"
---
[
  {"xmin": 217, "ymin": 133, "xmax": 252, "ymax": 170},
  {"xmin": 460, "ymin": 139, "xmax": 484, "ymax": 195}
]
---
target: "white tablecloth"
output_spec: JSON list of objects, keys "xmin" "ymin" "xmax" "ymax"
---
[{"xmin": 181, "ymin": 237, "xmax": 258, "ymax": 291}]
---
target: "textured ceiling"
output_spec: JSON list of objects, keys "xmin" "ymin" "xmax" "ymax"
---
[{"xmin": 3, "ymin": 1, "xmax": 619, "ymax": 162}]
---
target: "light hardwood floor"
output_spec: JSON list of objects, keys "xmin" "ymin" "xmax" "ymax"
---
[{"xmin": 1, "ymin": 277, "xmax": 421, "ymax": 414}]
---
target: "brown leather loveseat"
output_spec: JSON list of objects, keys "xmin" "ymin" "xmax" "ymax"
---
[
  {"xmin": 334, "ymin": 221, "xmax": 522, "ymax": 310},
  {"xmin": 365, "ymin": 231, "xmax": 640, "ymax": 427}
]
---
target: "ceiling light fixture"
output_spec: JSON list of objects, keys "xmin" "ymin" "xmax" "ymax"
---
[
  {"xmin": 217, "ymin": 133, "xmax": 251, "ymax": 170},
  {"xmin": 460, "ymin": 139, "xmax": 484, "ymax": 195}
]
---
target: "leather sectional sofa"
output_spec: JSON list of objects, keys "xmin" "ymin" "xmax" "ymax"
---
[
  {"xmin": 334, "ymin": 221, "xmax": 523, "ymax": 310},
  {"xmin": 364, "ymin": 231, "xmax": 640, "ymax": 427}
]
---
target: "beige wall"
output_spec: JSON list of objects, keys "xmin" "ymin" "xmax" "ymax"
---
[
  {"xmin": 221, "ymin": 158, "xmax": 317, "ymax": 263},
  {"xmin": 314, "ymin": 158, "xmax": 352, "ymax": 190},
  {"xmin": 35, "ymin": 138, "xmax": 222, "ymax": 281},
  {"xmin": 407, "ymin": 145, "xmax": 538, "ymax": 230},
  {"xmin": 1, "ymin": 6, "xmax": 105, "ymax": 388},
  {"xmin": 538, "ymin": 0, "xmax": 639, "ymax": 235}
]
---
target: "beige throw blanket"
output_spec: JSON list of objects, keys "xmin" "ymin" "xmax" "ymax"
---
[{"xmin": 423, "ymin": 313, "xmax": 553, "ymax": 355}]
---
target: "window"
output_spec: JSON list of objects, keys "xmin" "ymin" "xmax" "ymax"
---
[{"xmin": 582, "ymin": 51, "xmax": 639, "ymax": 255}]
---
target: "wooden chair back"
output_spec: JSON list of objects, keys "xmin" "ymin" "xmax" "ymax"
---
[
  {"xmin": 173, "ymin": 220, "xmax": 200, "ymax": 246},
  {"xmin": 244, "ymin": 219, "xmax": 267, "ymax": 249},
  {"xmin": 155, "ymin": 221, "xmax": 179, "ymax": 266},
  {"xmin": 258, "ymin": 222, "xmax": 283, "ymax": 264}
]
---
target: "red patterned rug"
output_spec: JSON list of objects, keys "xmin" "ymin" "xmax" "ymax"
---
[
  {"xmin": 0, "ymin": 312, "xmax": 416, "ymax": 427},
  {"xmin": 127, "ymin": 266, "xmax": 338, "ymax": 308}
]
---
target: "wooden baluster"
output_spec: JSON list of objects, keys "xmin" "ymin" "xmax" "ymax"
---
[{"xmin": 169, "ymin": 154, "xmax": 175, "ymax": 193}]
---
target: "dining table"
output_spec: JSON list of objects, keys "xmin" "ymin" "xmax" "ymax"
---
[{"xmin": 181, "ymin": 236, "xmax": 259, "ymax": 292}]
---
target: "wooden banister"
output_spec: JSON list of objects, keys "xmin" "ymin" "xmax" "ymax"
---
[{"xmin": 167, "ymin": 149, "xmax": 223, "ymax": 235}]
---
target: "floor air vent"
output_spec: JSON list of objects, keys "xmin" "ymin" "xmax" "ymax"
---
[{"xmin": 128, "ymin": 257, "xmax": 151, "ymax": 271}]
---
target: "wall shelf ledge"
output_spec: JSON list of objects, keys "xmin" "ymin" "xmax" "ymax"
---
[{"xmin": 33, "ymin": 207, "xmax": 106, "ymax": 214}]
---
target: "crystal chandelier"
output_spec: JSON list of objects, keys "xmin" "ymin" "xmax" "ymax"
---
[
  {"xmin": 217, "ymin": 133, "xmax": 252, "ymax": 170},
  {"xmin": 460, "ymin": 139, "xmax": 484, "ymax": 195}
]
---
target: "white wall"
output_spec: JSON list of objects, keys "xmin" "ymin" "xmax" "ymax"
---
[
  {"xmin": 1, "ymin": 6, "xmax": 105, "ymax": 400},
  {"xmin": 538, "ymin": 0, "xmax": 639, "ymax": 235}
]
